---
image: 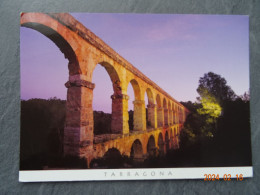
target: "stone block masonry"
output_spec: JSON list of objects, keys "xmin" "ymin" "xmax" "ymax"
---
[{"xmin": 21, "ymin": 12, "xmax": 190, "ymax": 166}]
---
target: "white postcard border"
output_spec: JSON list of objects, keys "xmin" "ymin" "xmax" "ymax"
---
[{"xmin": 19, "ymin": 166, "xmax": 253, "ymax": 182}]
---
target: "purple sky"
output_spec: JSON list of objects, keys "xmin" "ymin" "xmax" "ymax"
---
[{"xmin": 20, "ymin": 13, "xmax": 249, "ymax": 113}]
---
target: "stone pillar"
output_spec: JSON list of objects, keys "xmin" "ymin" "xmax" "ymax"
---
[
  {"xmin": 164, "ymin": 108, "xmax": 169, "ymax": 126},
  {"xmin": 172, "ymin": 110, "xmax": 174, "ymax": 125},
  {"xmin": 133, "ymin": 100, "xmax": 146, "ymax": 131},
  {"xmin": 157, "ymin": 107, "xmax": 164, "ymax": 127},
  {"xmin": 63, "ymin": 75, "xmax": 95, "ymax": 159},
  {"xmin": 168, "ymin": 110, "xmax": 173, "ymax": 125},
  {"xmin": 111, "ymin": 94, "xmax": 129, "ymax": 134},
  {"xmin": 147, "ymin": 103, "xmax": 157, "ymax": 129}
]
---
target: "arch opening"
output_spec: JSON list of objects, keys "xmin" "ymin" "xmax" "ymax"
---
[
  {"xmin": 127, "ymin": 79, "xmax": 144, "ymax": 131},
  {"xmin": 168, "ymin": 101, "xmax": 172, "ymax": 125},
  {"xmin": 158, "ymin": 133, "xmax": 164, "ymax": 156},
  {"xmin": 92, "ymin": 63, "xmax": 118, "ymax": 135},
  {"xmin": 145, "ymin": 88, "xmax": 155, "ymax": 129},
  {"xmin": 92, "ymin": 61, "xmax": 125, "ymax": 135},
  {"xmin": 130, "ymin": 139, "xmax": 143, "ymax": 162},
  {"xmin": 147, "ymin": 135, "xmax": 156, "ymax": 157},
  {"xmin": 20, "ymin": 23, "xmax": 72, "ymax": 170},
  {"xmin": 91, "ymin": 148, "xmax": 124, "ymax": 168},
  {"xmin": 163, "ymin": 98, "xmax": 168, "ymax": 126},
  {"xmin": 21, "ymin": 22, "xmax": 79, "ymax": 75},
  {"xmin": 156, "ymin": 94, "xmax": 163, "ymax": 127}
]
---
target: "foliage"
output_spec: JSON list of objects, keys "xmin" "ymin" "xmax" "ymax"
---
[
  {"xmin": 20, "ymin": 98, "xmax": 66, "ymax": 170},
  {"xmin": 180, "ymin": 102, "xmax": 214, "ymax": 149},
  {"xmin": 197, "ymin": 72, "xmax": 237, "ymax": 105},
  {"xmin": 197, "ymin": 88, "xmax": 222, "ymax": 121},
  {"xmin": 20, "ymin": 70, "xmax": 252, "ymax": 169},
  {"xmin": 94, "ymin": 111, "xmax": 111, "ymax": 134},
  {"xmin": 20, "ymin": 98, "xmax": 114, "ymax": 169},
  {"xmin": 179, "ymin": 72, "xmax": 251, "ymax": 167},
  {"xmin": 180, "ymin": 101, "xmax": 200, "ymax": 113},
  {"xmin": 240, "ymin": 91, "xmax": 250, "ymax": 102}
]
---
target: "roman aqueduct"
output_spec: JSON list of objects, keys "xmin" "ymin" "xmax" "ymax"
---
[{"xmin": 21, "ymin": 13, "xmax": 189, "ymax": 166}]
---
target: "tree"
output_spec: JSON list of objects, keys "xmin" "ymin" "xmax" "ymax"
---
[
  {"xmin": 197, "ymin": 72, "xmax": 237, "ymax": 105},
  {"xmin": 240, "ymin": 91, "xmax": 250, "ymax": 102},
  {"xmin": 195, "ymin": 72, "xmax": 234, "ymax": 136},
  {"xmin": 197, "ymin": 88, "xmax": 222, "ymax": 122}
]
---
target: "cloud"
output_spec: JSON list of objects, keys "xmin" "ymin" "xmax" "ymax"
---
[{"xmin": 145, "ymin": 15, "xmax": 199, "ymax": 42}]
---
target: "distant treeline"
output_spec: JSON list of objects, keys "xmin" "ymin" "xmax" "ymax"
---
[
  {"xmin": 20, "ymin": 72, "xmax": 252, "ymax": 169},
  {"xmin": 20, "ymin": 98, "xmax": 134, "ymax": 169},
  {"xmin": 178, "ymin": 99, "xmax": 251, "ymax": 167},
  {"xmin": 178, "ymin": 72, "xmax": 252, "ymax": 167},
  {"xmin": 21, "ymin": 98, "xmax": 65, "ymax": 170}
]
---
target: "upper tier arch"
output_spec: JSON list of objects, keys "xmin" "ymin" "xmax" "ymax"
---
[{"xmin": 20, "ymin": 12, "xmax": 82, "ymax": 76}]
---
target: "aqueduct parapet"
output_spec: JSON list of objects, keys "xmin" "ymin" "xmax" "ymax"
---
[{"xmin": 21, "ymin": 12, "xmax": 190, "ymax": 166}]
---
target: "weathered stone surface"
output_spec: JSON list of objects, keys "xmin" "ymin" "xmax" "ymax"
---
[{"xmin": 20, "ymin": 12, "xmax": 189, "ymax": 166}]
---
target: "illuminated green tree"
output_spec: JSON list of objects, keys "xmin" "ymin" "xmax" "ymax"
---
[
  {"xmin": 195, "ymin": 72, "xmax": 235, "ymax": 135},
  {"xmin": 197, "ymin": 88, "xmax": 222, "ymax": 124},
  {"xmin": 197, "ymin": 72, "xmax": 237, "ymax": 105},
  {"xmin": 196, "ymin": 72, "xmax": 237, "ymax": 122}
]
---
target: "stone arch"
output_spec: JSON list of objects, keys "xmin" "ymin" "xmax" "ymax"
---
[
  {"xmin": 147, "ymin": 135, "xmax": 156, "ymax": 157},
  {"xmin": 92, "ymin": 61, "xmax": 121, "ymax": 91},
  {"xmin": 21, "ymin": 13, "xmax": 87, "ymax": 158},
  {"xmin": 163, "ymin": 98, "xmax": 167, "ymax": 108},
  {"xmin": 20, "ymin": 13, "xmax": 81, "ymax": 75},
  {"xmin": 177, "ymin": 106, "xmax": 179, "ymax": 124},
  {"xmin": 91, "ymin": 61, "xmax": 122, "ymax": 135},
  {"xmin": 128, "ymin": 79, "xmax": 141, "ymax": 100},
  {"xmin": 156, "ymin": 94, "xmax": 162, "ymax": 108},
  {"xmin": 172, "ymin": 102, "xmax": 175, "ymax": 124},
  {"xmin": 130, "ymin": 139, "xmax": 144, "ymax": 161},
  {"xmin": 158, "ymin": 133, "xmax": 164, "ymax": 155},
  {"xmin": 168, "ymin": 101, "xmax": 172, "ymax": 125},
  {"xmin": 156, "ymin": 94, "xmax": 163, "ymax": 127},
  {"xmin": 128, "ymin": 79, "xmax": 145, "ymax": 131},
  {"xmin": 168, "ymin": 101, "xmax": 171, "ymax": 109},
  {"xmin": 173, "ymin": 103, "xmax": 176, "ymax": 124},
  {"xmin": 89, "ymin": 147, "xmax": 123, "ymax": 168},
  {"xmin": 163, "ymin": 98, "xmax": 169, "ymax": 126},
  {"xmin": 146, "ymin": 88, "xmax": 154, "ymax": 104},
  {"xmin": 146, "ymin": 88, "xmax": 156, "ymax": 129},
  {"xmin": 165, "ymin": 131, "xmax": 170, "ymax": 152}
]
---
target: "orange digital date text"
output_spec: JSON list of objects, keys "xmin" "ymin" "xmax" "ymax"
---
[{"xmin": 204, "ymin": 174, "xmax": 243, "ymax": 181}]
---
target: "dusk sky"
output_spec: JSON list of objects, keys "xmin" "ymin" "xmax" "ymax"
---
[{"xmin": 20, "ymin": 13, "xmax": 249, "ymax": 113}]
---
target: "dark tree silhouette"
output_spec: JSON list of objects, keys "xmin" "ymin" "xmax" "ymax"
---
[
  {"xmin": 20, "ymin": 71, "xmax": 252, "ymax": 169},
  {"xmin": 197, "ymin": 72, "xmax": 237, "ymax": 104},
  {"xmin": 178, "ymin": 72, "xmax": 251, "ymax": 167}
]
